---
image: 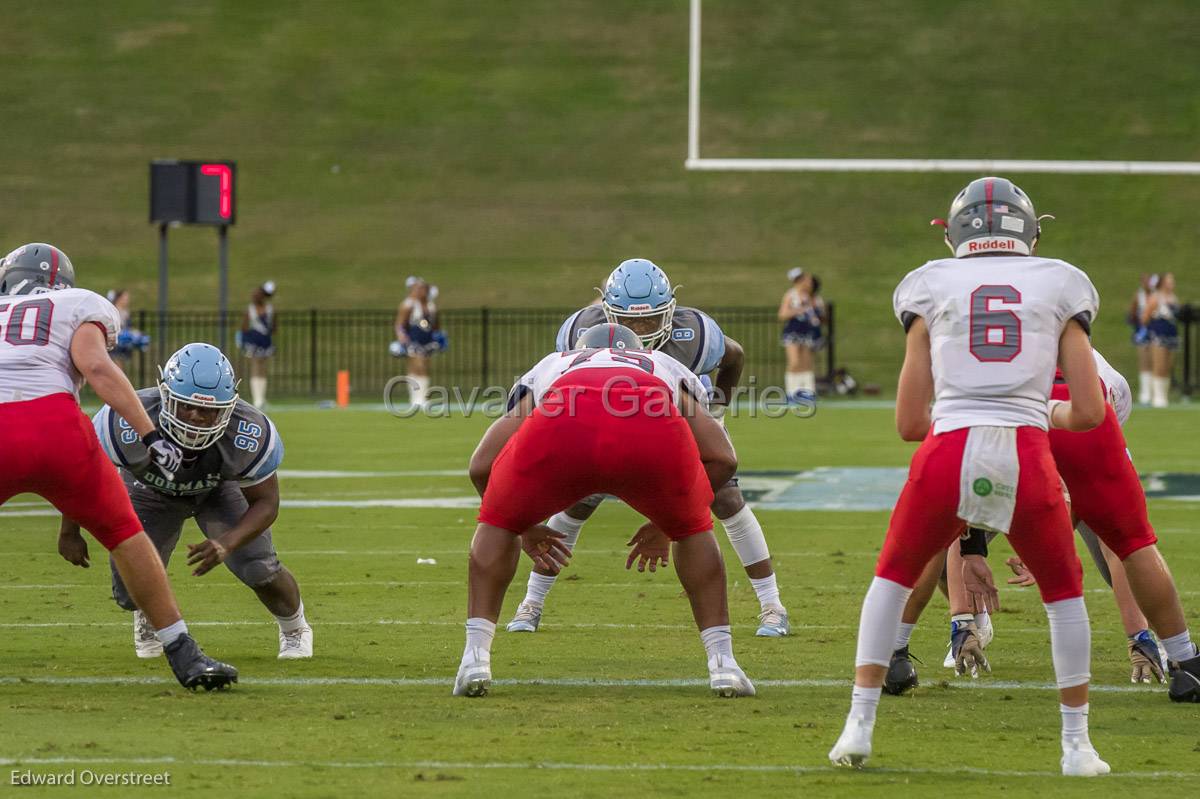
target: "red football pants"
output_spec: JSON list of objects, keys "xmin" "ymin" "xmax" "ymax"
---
[{"xmin": 877, "ymin": 426, "xmax": 1083, "ymax": 604}]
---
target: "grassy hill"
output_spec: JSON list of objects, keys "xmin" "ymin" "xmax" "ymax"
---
[{"xmin": 1, "ymin": 1, "xmax": 1197, "ymax": 383}]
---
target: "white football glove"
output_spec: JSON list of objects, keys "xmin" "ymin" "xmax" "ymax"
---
[{"xmin": 142, "ymin": 430, "xmax": 182, "ymax": 481}]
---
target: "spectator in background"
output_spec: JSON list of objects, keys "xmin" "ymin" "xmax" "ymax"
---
[
  {"xmin": 106, "ymin": 289, "xmax": 150, "ymax": 365},
  {"xmin": 778, "ymin": 267, "xmax": 825, "ymax": 400},
  {"xmin": 1142, "ymin": 272, "xmax": 1179, "ymax": 408},
  {"xmin": 1128, "ymin": 273, "xmax": 1155, "ymax": 404},
  {"xmin": 391, "ymin": 276, "xmax": 445, "ymax": 409},
  {"xmin": 239, "ymin": 280, "xmax": 276, "ymax": 408}
]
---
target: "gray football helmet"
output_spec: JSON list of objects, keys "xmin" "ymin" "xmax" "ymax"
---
[
  {"xmin": 934, "ymin": 177, "xmax": 1045, "ymax": 258},
  {"xmin": 576, "ymin": 322, "xmax": 643, "ymax": 350},
  {"xmin": 0, "ymin": 243, "xmax": 75, "ymax": 295}
]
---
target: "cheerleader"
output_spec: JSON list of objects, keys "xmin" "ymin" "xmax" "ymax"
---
[
  {"xmin": 1142, "ymin": 272, "xmax": 1179, "ymax": 408},
  {"xmin": 393, "ymin": 277, "xmax": 442, "ymax": 409},
  {"xmin": 239, "ymin": 281, "xmax": 276, "ymax": 408},
  {"xmin": 778, "ymin": 267, "xmax": 825, "ymax": 399},
  {"xmin": 1128, "ymin": 274, "xmax": 1154, "ymax": 404}
]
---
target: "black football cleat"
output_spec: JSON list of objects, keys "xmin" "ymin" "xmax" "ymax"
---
[
  {"xmin": 1167, "ymin": 653, "xmax": 1200, "ymax": 703},
  {"xmin": 883, "ymin": 646, "xmax": 920, "ymax": 696},
  {"xmin": 164, "ymin": 634, "xmax": 239, "ymax": 691}
]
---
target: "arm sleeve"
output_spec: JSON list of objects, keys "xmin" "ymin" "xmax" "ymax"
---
[
  {"xmin": 72, "ymin": 294, "xmax": 122, "ymax": 350},
  {"xmin": 893, "ymin": 268, "xmax": 932, "ymax": 327},
  {"xmin": 555, "ymin": 310, "xmax": 584, "ymax": 352},
  {"xmin": 695, "ymin": 312, "xmax": 726, "ymax": 375}
]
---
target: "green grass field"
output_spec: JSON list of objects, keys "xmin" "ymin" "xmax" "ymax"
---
[
  {"xmin": 2, "ymin": 1, "xmax": 1198, "ymax": 385},
  {"xmin": 3, "ymin": 405, "xmax": 1198, "ymax": 796}
]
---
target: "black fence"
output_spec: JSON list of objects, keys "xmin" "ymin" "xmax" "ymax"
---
[
  {"xmin": 118, "ymin": 307, "xmax": 838, "ymax": 401},
  {"xmin": 115, "ymin": 303, "xmax": 1198, "ymax": 401}
]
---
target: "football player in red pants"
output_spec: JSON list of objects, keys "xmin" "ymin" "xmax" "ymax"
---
[
  {"xmin": 829, "ymin": 178, "xmax": 1110, "ymax": 775},
  {"xmin": 0, "ymin": 243, "xmax": 237, "ymax": 690},
  {"xmin": 454, "ymin": 324, "xmax": 753, "ymax": 698}
]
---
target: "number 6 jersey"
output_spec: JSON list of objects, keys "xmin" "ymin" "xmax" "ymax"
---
[
  {"xmin": 893, "ymin": 255, "xmax": 1099, "ymax": 434},
  {"xmin": 94, "ymin": 388, "xmax": 284, "ymax": 497}
]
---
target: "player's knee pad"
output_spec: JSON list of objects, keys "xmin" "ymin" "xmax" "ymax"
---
[
  {"xmin": 1045, "ymin": 596, "xmax": 1091, "ymax": 688},
  {"xmin": 718, "ymin": 505, "xmax": 770, "ymax": 567},
  {"xmin": 231, "ymin": 556, "xmax": 283, "ymax": 589}
]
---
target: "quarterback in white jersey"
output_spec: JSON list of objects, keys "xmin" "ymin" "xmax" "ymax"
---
[
  {"xmin": 829, "ymin": 178, "xmax": 1112, "ymax": 776},
  {"xmin": 452, "ymin": 324, "xmax": 754, "ymax": 699},
  {"xmin": 0, "ymin": 242, "xmax": 237, "ymax": 690}
]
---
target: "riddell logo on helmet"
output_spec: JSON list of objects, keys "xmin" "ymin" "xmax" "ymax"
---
[
  {"xmin": 190, "ymin": 393, "xmax": 216, "ymax": 402},
  {"xmin": 967, "ymin": 239, "xmax": 1018, "ymax": 252},
  {"xmin": 626, "ymin": 304, "xmax": 653, "ymax": 311}
]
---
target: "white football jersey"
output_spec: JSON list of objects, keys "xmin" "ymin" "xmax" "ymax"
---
[
  {"xmin": 1091, "ymin": 349, "xmax": 1132, "ymax": 426},
  {"xmin": 0, "ymin": 288, "xmax": 121, "ymax": 403},
  {"xmin": 512, "ymin": 348, "xmax": 708, "ymax": 409},
  {"xmin": 894, "ymin": 256, "xmax": 1099, "ymax": 433}
]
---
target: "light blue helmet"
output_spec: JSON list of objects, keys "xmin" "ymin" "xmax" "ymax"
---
[
  {"xmin": 599, "ymin": 258, "xmax": 676, "ymax": 349},
  {"xmin": 157, "ymin": 343, "xmax": 239, "ymax": 450}
]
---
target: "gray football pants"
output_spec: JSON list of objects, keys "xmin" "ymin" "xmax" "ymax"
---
[{"xmin": 110, "ymin": 475, "xmax": 283, "ymax": 611}]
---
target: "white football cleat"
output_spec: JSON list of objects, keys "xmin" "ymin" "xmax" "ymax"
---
[
  {"xmin": 278, "ymin": 626, "xmax": 314, "ymax": 659},
  {"xmin": 132, "ymin": 610, "xmax": 163, "ymax": 659},
  {"xmin": 708, "ymin": 654, "xmax": 755, "ymax": 697},
  {"xmin": 829, "ymin": 715, "xmax": 874, "ymax": 768},
  {"xmin": 1061, "ymin": 738, "xmax": 1111, "ymax": 777},
  {"xmin": 505, "ymin": 601, "xmax": 542, "ymax": 633},
  {"xmin": 755, "ymin": 605, "xmax": 791, "ymax": 637},
  {"xmin": 453, "ymin": 647, "xmax": 492, "ymax": 697}
]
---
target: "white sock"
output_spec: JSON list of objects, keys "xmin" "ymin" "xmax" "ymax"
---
[
  {"xmin": 410, "ymin": 375, "xmax": 430, "ymax": 407},
  {"xmin": 855, "ymin": 577, "xmax": 913, "ymax": 668},
  {"xmin": 155, "ymin": 619, "xmax": 188, "ymax": 646},
  {"xmin": 522, "ymin": 573, "xmax": 558, "ymax": 608},
  {"xmin": 275, "ymin": 601, "xmax": 307, "ymax": 634},
  {"xmin": 784, "ymin": 372, "xmax": 802, "ymax": 396},
  {"xmin": 894, "ymin": 622, "xmax": 915, "ymax": 650},
  {"xmin": 1162, "ymin": 630, "xmax": 1198, "ymax": 662},
  {"xmin": 250, "ymin": 376, "xmax": 267, "ymax": 408},
  {"xmin": 1045, "ymin": 597, "xmax": 1091, "ymax": 688},
  {"xmin": 462, "ymin": 618, "xmax": 495, "ymax": 662},
  {"xmin": 1060, "ymin": 703, "xmax": 1092, "ymax": 749},
  {"xmin": 1138, "ymin": 371, "xmax": 1152, "ymax": 404},
  {"xmin": 718, "ymin": 505, "xmax": 771, "ymax": 568},
  {"xmin": 797, "ymin": 371, "xmax": 816, "ymax": 392},
  {"xmin": 1152, "ymin": 376, "xmax": 1169, "ymax": 408},
  {"xmin": 700, "ymin": 625, "xmax": 734, "ymax": 661},
  {"xmin": 850, "ymin": 685, "xmax": 882, "ymax": 724},
  {"xmin": 546, "ymin": 511, "xmax": 586, "ymax": 549},
  {"xmin": 749, "ymin": 574, "xmax": 782, "ymax": 611}
]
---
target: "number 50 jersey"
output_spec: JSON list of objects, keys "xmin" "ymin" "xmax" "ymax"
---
[
  {"xmin": 894, "ymin": 255, "xmax": 1099, "ymax": 434},
  {"xmin": 94, "ymin": 388, "xmax": 284, "ymax": 497}
]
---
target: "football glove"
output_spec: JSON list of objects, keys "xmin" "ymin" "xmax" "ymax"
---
[
  {"xmin": 951, "ymin": 615, "xmax": 990, "ymax": 678},
  {"xmin": 1128, "ymin": 630, "xmax": 1167, "ymax": 684},
  {"xmin": 142, "ymin": 430, "xmax": 182, "ymax": 482}
]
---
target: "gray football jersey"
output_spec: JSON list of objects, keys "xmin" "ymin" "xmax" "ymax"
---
[
  {"xmin": 94, "ymin": 389, "xmax": 284, "ymax": 498},
  {"xmin": 555, "ymin": 304, "xmax": 726, "ymax": 376}
]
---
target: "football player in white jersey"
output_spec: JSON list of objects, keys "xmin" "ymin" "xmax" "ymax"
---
[
  {"xmin": 0, "ymin": 243, "xmax": 237, "ymax": 690},
  {"xmin": 454, "ymin": 324, "xmax": 754, "ymax": 698},
  {"xmin": 828, "ymin": 179, "xmax": 1112, "ymax": 776}
]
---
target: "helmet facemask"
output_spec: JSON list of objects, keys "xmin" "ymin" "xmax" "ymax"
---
[
  {"xmin": 157, "ymin": 379, "xmax": 237, "ymax": 450},
  {"xmin": 601, "ymin": 298, "xmax": 675, "ymax": 349}
]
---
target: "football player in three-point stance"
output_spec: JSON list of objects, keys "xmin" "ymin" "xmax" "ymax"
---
[
  {"xmin": 0, "ymin": 243, "xmax": 237, "ymax": 690},
  {"xmin": 505, "ymin": 259, "xmax": 791, "ymax": 638},
  {"xmin": 829, "ymin": 177, "xmax": 1112, "ymax": 776},
  {"xmin": 58, "ymin": 343, "xmax": 313, "ymax": 660},
  {"xmin": 457, "ymin": 323, "xmax": 753, "ymax": 698}
]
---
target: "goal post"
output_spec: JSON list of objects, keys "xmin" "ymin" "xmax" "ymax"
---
[{"xmin": 684, "ymin": 0, "xmax": 1200, "ymax": 176}]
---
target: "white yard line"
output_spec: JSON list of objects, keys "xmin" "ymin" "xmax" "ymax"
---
[
  {"xmin": 0, "ymin": 754, "xmax": 1195, "ymax": 779},
  {"xmin": 2, "ymin": 753, "xmax": 1200, "ymax": 777},
  {"xmin": 0, "ymin": 675, "xmax": 1169, "ymax": 694}
]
